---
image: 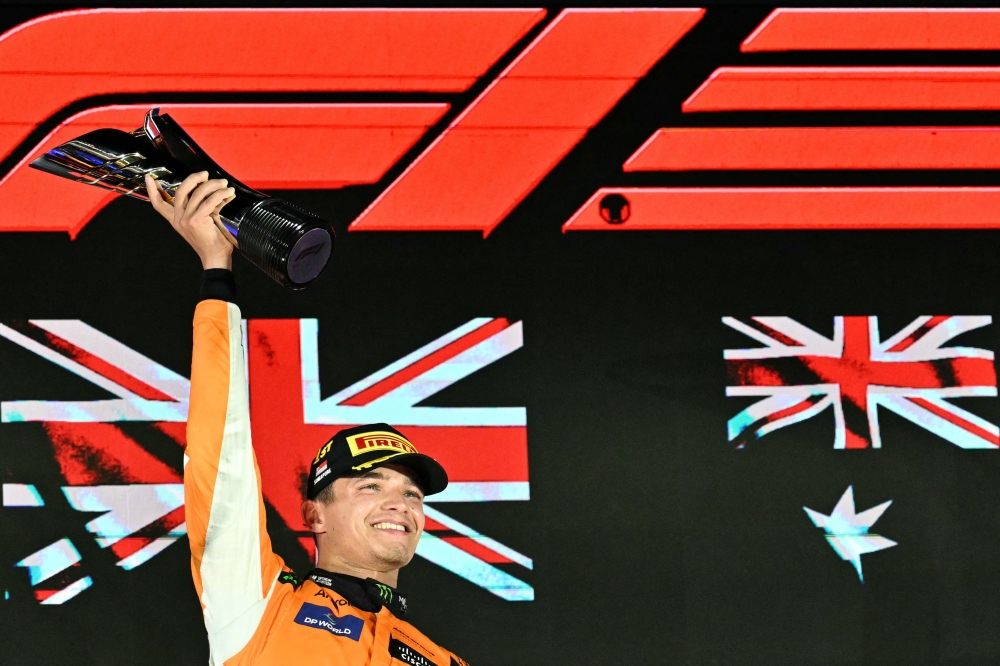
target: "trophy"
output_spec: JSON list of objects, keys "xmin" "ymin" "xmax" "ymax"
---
[{"xmin": 30, "ymin": 108, "xmax": 335, "ymax": 289}]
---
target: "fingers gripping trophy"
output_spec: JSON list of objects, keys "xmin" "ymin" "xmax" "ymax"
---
[{"xmin": 148, "ymin": 171, "xmax": 239, "ymax": 272}]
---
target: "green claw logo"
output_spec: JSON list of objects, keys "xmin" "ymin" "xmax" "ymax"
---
[{"xmin": 375, "ymin": 583, "xmax": 393, "ymax": 604}]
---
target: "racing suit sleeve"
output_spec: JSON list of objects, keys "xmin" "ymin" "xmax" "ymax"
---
[{"xmin": 185, "ymin": 272, "xmax": 285, "ymax": 664}]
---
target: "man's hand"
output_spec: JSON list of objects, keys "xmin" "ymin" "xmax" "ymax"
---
[{"xmin": 146, "ymin": 172, "xmax": 236, "ymax": 270}]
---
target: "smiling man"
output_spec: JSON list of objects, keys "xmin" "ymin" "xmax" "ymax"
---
[{"xmin": 147, "ymin": 172, "xmax": 467, "ymax": 666}]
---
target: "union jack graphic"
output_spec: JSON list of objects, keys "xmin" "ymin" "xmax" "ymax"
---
[
  {"xmin": 724, "ymin": 316, "xmax": 998, "ymax": 450},
  {"xmin": 2, "ymin": 317, "xmax": 531, "ymax": 603}
]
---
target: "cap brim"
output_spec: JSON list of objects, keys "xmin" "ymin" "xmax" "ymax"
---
[{"xmin": 368, "ymin": 452, "xmax": 449, "ymax": 496}]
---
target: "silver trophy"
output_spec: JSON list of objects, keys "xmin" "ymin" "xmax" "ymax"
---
[{"xmin": 31, "ymin": 108, "xmax": 335, "ymax": 289}]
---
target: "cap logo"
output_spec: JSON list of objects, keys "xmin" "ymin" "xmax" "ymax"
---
[{"xmin": 346, "ymin": 431, "xmax": 418, "ymax": 457}]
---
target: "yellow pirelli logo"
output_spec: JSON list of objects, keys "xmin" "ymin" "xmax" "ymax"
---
[{"xmin": 346, "ymin": 431, "xmax": 418, "ymax": 457}]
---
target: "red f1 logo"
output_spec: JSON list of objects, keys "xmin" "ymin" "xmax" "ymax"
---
[{"xmin": 0, "ymin": 8, "xmax": 704, "ymax": 237}]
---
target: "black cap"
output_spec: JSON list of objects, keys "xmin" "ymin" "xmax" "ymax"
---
[{"xmin": 307, "ymin": 423, "xmax": 449, "ymax": 500}]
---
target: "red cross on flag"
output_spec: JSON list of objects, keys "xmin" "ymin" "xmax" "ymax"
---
[{"xmin": 725, "ymin": 316, "xmax": 998, "ymax": 449}]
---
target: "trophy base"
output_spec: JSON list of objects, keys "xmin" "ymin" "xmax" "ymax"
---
[
  {"xmin": 238, "ymin": 199, "xmax": 335, "ymax": 288},
  {"xmin": 288, "ymin": 228, "xmax": 335, "ymax": 285}
]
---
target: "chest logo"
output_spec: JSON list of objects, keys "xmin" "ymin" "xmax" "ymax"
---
[
  {"xmin": 294, "ymin": 602, "xmax": 364, "ymax": 641},
  {"xmin": 390, "ymin": 637, "xmax": 435, "ymax": 666}
]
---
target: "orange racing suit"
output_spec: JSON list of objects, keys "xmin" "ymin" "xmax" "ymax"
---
[{"xmin": 185, "ymin": 289, "xmax": 469, "ymax": 666}]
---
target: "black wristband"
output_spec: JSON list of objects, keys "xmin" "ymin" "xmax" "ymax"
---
[{"xmin": 199, "ymin": 269, "xmax": 237, "ymax": 304}]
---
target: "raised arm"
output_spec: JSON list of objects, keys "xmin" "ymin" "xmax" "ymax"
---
[{"xmin": 148, "ymin": 173, "xmax": 284, "ymax": 663}]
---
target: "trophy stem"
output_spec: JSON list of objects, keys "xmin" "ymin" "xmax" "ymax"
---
[{"xmin": 216, "ymin": 215, "xmax": 240, "ymax": 249}]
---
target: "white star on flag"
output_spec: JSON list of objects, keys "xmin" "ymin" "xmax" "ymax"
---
[{"xmin": 804, "ymin": 486, "xmax": 897, "ymax": 583}]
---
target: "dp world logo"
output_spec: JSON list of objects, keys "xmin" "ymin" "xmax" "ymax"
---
[{"xmin": 293, "ymin": 603, "xmax": 365, "ymax": 641}]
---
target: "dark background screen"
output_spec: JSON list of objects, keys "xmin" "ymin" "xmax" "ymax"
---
[{"xmin": 3, "ymin": 4, "xmax": 1000, "ymax": 665}]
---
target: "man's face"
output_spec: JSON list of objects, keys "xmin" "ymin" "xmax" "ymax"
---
[{"xmin": 311, "ymin": 464, "xmax": 425, "ymax": 571}]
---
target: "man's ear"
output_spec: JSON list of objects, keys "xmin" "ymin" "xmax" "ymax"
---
[{"xmin": 301, "ymin": 499, "xmax": 325, "ymax": 534}]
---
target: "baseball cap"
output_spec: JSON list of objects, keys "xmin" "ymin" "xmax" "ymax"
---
[{"xmin": 307, "ymin": 423, "xmax": 448, "ymax": 500}]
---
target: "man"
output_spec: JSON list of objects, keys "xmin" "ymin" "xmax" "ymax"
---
[{"xmin": 146, "ymin": 171, "xmax": 469, "ymax": 666}]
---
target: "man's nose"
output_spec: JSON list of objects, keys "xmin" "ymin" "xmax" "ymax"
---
[{"xmin": 379, "ymin": 488, "xmax": 409, "ymax": 510}]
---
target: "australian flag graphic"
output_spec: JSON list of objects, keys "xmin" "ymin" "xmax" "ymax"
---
[{"xmin": 724, "ymin": 316, "xmax": 998, "ymax": 449}]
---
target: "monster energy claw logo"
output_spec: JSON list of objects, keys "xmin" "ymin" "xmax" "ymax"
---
[{"xmin": 375, "ymin": 583, "xmax": 393, "ymax": 604}]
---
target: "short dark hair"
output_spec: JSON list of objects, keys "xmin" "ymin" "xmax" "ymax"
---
[{"xmin": 314, "ymin": 482, "xmax": 336, "ymax": 505}]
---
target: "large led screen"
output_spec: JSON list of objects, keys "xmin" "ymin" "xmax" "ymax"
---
[{"xmin": 4, "ymin": 6, "xmax": 1000, "ymax": 665}]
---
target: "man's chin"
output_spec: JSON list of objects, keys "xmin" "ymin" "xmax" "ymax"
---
[{"xmin": 372, "ymin": 545, "xmax": 414, "ymax": 568}]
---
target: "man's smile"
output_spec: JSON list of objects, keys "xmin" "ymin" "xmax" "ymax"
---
[{"xmin": 372, "ymin": 521, "xmax": 411, "ymax": 533}]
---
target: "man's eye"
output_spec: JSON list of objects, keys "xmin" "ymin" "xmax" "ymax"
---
[
  {"xmin": 404, "ymin": 491, "xmax": 423, "ymax": 500},
  {"xmin": 361, "ymin": 483, "xmax": 379, "ymax": 491}
]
